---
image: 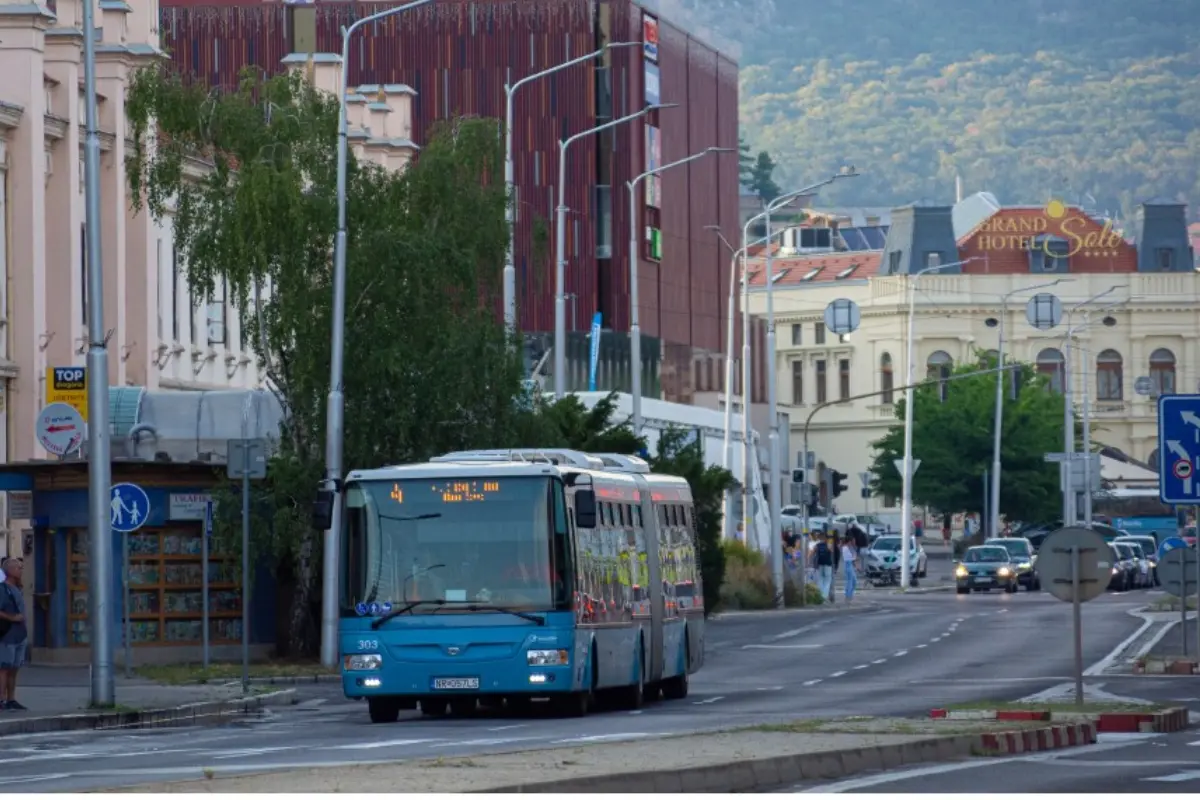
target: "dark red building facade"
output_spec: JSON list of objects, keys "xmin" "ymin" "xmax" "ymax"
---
[{"xmin": 158, "ymin": 0, "xmax": 763, "ymax": 402}]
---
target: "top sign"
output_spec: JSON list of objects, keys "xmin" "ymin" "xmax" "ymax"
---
[
  {"xmin": 642, "ymin": 13, "xmax": 659, "ymax": 62},
  {"xmin": 46, "ymin": 366, "xmax": 87, "ymax": 421}
]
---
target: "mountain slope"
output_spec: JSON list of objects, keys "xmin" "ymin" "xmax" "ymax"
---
[{"xmin": 657, "ymin": 0, "xmax": 1200, "ymax": 216}]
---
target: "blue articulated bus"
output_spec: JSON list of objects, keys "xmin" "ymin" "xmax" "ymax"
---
[{"xmin": 317, "ymin": 448, "xmax": 705, "ymax": 723}]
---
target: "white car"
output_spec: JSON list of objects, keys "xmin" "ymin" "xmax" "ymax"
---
[{"xmin": 863, "ymin": 535, "xmax": 927, "ymax": 578}]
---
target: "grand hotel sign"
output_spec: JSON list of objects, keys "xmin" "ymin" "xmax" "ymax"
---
[{"xmin": 976, "ymin": 200, "xmax": 1123, "ymax": 258}]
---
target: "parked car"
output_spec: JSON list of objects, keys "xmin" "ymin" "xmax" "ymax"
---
[
  {"xmin": 983, "ymin": 537, "xmax": 1040, "ymax": 591},
  {"xmin": 1114, "ymin": 535, "xmax": 1160, "ymax": 585},
  {"xmin": 863, "ymin": 535, "xmax": 927, "ymax": 581},
  {"xmin": 830, "ymin": 513, "xmax": 890, "ymax": 540},
  {"xmin": 1113, "ymin": 541, "xmax": 1150, "ymax": 589},
  {"xmin": 955, "ymin": 546, "xmax": 1020, "ymax": 594}
]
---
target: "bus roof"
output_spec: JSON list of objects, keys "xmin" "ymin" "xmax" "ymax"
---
[{"xmin": 347, "ymin": 461, "xmax": 558, "ymax": 482}]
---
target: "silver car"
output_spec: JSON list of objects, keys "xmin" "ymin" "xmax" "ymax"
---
[{"xmin": 863, "ymin": 535, "xmax": 927, "ymax": 579}]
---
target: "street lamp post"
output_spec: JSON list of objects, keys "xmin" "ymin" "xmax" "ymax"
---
[
  {"xmin": 628, "ymin": 147, "xmax": 730, "ymax": 433},
  {"xmin": 1060, "ymin": 289, "xmax": 1124, "ymax": 526},
  {"xmin": 989, "ymin": 279, "xmax": 1067, "ymax": 538},
  {"xmin": 320, "ymin": 0, "xmax": 437, "ymax": 668},
  {"xmin": 554, "ymin": 103, "xmax": 676, "ymax": 398},
  {"xmin": 81, "ymin": 0, "xmax": 114, "ymax": 706},
  {"xmin": 503, "ymin": 42, "xmax": 638, "ymax": 340},
  {"xmin": 899, "ymin": 258, "xmax": 976, "ymax": 589},
  {"xmin": 741, "ymin": 171, "xmax": 858, "ymax": 605}
]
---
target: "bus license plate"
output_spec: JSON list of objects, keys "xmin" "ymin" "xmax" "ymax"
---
[{"xmin": 432, "ymin": 677, "xmax": 479, "ymax": 690}]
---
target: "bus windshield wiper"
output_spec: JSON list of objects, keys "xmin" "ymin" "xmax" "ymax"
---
[
  {"xmin": 370, "ymin": 598, "xmax": 448, "ymax": 630},
  {"xmin": 432, "ymin": 602, "xmax": 546, "ymax": 626}
]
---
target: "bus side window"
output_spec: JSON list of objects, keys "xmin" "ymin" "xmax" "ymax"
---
[
  {"xmin": 659, "ymin": 504, "xmax": 668, "ymax": 527},
  {"xmin": 551, "ymin": 479, "xmax": 569, "ymax": 535},
  {"xmin": 634, "ymin": 505, "xmax": 643, "ymax": 528}
]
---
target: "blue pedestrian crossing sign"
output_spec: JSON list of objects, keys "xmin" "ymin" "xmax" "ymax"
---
[
  {"xmin": 1157, "ymin": 395, "xmax": 1200, "ymax": 505},
  {"xmin": 1158, "ymin": 536, "xmax": 1188, "ymax": 561},
  {"xmin": 111, "ymin": 483, "xmax": 150, "ymax": 533}
]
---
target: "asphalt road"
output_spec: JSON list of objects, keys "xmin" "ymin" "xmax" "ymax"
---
[
  {"xmin": 0, "ymin": 589, "xmax": 1159, "ymax": 792},
  {"xmin": 787, "ymin": 730, "xmax": 1200, "ymax": 792}
]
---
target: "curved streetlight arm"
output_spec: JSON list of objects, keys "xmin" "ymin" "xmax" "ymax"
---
[
  {"xmin": 628, "ymin": 146, "xmax": 733, "ymax": 191},
  {"xmin": 508, "ymin": 41, "xmax": 638, "ymax": 95},
  {"xmin": 562, "ymin": 102, "xmax": 676, "ymax": 152}
]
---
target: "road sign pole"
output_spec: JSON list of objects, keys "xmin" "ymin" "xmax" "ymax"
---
[
  {"xmin": 122, "ymin": 527, "xmax": 131, "ymax": 679},
  {"xmin": 1071, "ymin": 544, "xmax": 1083, "ymax": 707},
  {"xmin": 1183, "ymin": 583, "xmax": 1189, "ymax": 658},
  {"xmin": 202, "ymin": 502, "xmax": 210, "ymax": 670},
  {"xmin": 242, "ymin": 449, "xmax": 252, "ymax": 696}
]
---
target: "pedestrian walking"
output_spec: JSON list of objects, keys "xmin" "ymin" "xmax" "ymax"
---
[
  {"xmin": 850, "ymin": 525, "xmax": 869, "ymax": 574},
  {"xmin": 0, "ymin": 556, "xmax": 28, "ymax": 711},
  {"xmin": 811, "ymin": 534, "xmax": 835, "ymax": 602},
  {"xmin": 841, "ymin": 533, "xmax": 858, "ymax": 602}
]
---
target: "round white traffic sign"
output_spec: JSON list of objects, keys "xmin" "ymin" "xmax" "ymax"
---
[
  {"xmin": 1025, "ymin": 293, "xmax": 1063, "ymax": 331},
  {"xmin": 1173, "ymin": 459, "xmax": 1193, "ymax": 480},
  {"xmin": 1158, "ymin": 547, "xmax": 1199, "ymax": 599},
  {"xmin": 824, "ymin": 298, "xmax": 861, "ymax": 336},
  {"xmin": 37, "ymin": 402, "xmax": 85, "ymax": 456},
  {"xmin": 1035, "ymin": 526, "xmax": 1111, "ymax": 603}
]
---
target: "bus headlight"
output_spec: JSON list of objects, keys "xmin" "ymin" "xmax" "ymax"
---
[
  {"xmin": 344, "ymin": 654, "xmax": 382, "ymax": 671},
  {"xmin": 527, "ymin": 649, "xmax": 569, "ymax": 666}
]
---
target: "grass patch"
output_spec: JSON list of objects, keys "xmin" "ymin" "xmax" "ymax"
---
[
  {"xmin": 1149, "ymin": 596, "xmax": 1198, "ymax": 611},
  {"xmin": 946, "ymin": 700, "xmax": 1163, "ymax": 714},
  {"xmin": 137, "ymin": 660, "xmax": 337, "ymax": 685}
]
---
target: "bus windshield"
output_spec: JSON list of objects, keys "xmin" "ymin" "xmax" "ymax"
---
[{"xmin": 341, "ymin": 476, "xmax": 571, "ymax": 614}]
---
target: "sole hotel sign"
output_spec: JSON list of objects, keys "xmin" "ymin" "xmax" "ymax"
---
[{"xmin": 976, "ymin": 200, "xmax": 1123, "ymax": 258}]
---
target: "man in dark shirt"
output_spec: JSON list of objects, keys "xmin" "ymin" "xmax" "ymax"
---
[{"xmin": 0, "ymin": 556, "xmax": 29, "ymax": 711}]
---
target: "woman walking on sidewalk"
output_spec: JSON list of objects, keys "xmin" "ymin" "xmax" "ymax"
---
[{"xmin": 841, "ymin": 533, "xmax": 858, "ymax": 602}]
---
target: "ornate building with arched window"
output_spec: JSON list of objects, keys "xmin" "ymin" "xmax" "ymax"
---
[{"xmin": 743, "ymin": 194, "xmax": 1198, "ymax": 515}]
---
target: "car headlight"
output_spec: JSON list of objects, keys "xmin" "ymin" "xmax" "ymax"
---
[
  {"xmin": 1111, "ymin": 567, "xmax": 1119, "ymax": 575},
  {"xmin": 1018, "ymin": 562, "xmax": 1032, "ymax": 570},
  {"xmin": 955, "ymin": 566, "xmax": 968, "ymax": 578},
  {"xmin": 527, "ymin": 649, "xmax": 569, "ymax": 666},
  {"xmin": 344, "ymin": 653, "xmax": 382, "ymax": 671},
  {"xmin": 997, "ymin": 567, "xmax": 1012, "ymax": 577},
  {"xmin": 1149, "ymin": 560, "xmax": 1157, "ymax": 568}
]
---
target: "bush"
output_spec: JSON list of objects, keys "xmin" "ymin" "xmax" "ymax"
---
[{"xmin": 716, "ymin": 555, "xmax": 824, "ymax": 610}]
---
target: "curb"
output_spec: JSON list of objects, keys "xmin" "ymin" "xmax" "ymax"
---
[
  {"xmin": 479, "ymin": 725, "xmax": 1093, "ymax": 793},
  {"xmin": 0, "ymin": 688, "xmax": 296, "ymax": 737},
  {"xmin": 890, "ymin": 585, "xmax": 953, "ymax": 595},
  {"xmin": 931, "ymin": 707, "xmax": 1189, "ymax": 734}
]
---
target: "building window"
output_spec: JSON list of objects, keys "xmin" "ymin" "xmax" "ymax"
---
[
  {"xmin": 1156, "ymin": 248, "xmax": 1174, "ymax": 271},
  {"xmin": 80, "ymin": 223, "xmax": 88, "ymax": 325},
  {"xmin": 594, "ymin": 185, "xmax": 612, "ymax": 258},
  {"xmin": 838, "ymin": 358, "xmax": 850, "ymax": 400},
  {"xmin": 1149, "ymin": 348, "xmax": 1176, "ymax": 396},
  {"xmin": 927, "ymin": 350, "xmax": 952, "ymax": 402},
  {"xmin": 791, "ymin": 360, "xmax": 803, "ymax": 405},
  {"xmin": 1036, "ymin": 347, "xmax": 1064, "ymax": 393},
  {"xmin": 815, "ymin": 359, "xmax": 827, "ymax": 404},
  {"xmin": 924, "ymin": 251, "xmax": 942, "ymax": 268},
  {"xmin": 1096, "ymin": 349, "xmax": 1124, "ymax": 401},
  {"xmin": 814, "ymin": 322, "xmax": 826, "ymax": 345},
  {"xmin": 170, "ymin": 242, "xmax": 180, "ymax": 341},
  {"xmin": 880, "ymin": 352, "xmax": 894, "ymax": 404},
  {"xmin": 595, "ymin": 66, "xmax": 612, "ymax": 120},
  {"xmin": 1035, "ymin": 238, "xmax": 1070, "ymax": 271},
  {"xmin": 207, "ymin": 281, "xmax": 227, "ymax": 346},
  {"xmin": 888, "ymin": 250, "xmax": 902, "ymax": 273},
  {"xmin": 791, "ymin": 323, "xmax": 802, "ymax": 345}
]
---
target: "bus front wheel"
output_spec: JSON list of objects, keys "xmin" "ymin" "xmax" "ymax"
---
[{"xmin": 368, "ymin": 698, "xmax": 401, "ymax": 724}]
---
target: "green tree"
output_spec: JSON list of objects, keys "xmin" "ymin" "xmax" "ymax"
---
[
  {"xmin": 517, "ymin": 392, "xmax": 736, "ymax": 614},
  {"xmin": 868, "ymin": 358, "xmax": 1063, "ymax": 527},
  {"xmin": 748, "ymin": 150, "xmax": 782, "ymax": 204},
  {"xmin": 125, "ymin": 67, "xmax": 525, "ymax": 654},
  {"xmin": 738, "ymin": 133, "xmax": 754, "ymax": 185}
]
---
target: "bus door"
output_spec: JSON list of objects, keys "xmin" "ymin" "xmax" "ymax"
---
[{"xmin": 631, "ymin": 474, "xmax": 664, "ymax": 684}]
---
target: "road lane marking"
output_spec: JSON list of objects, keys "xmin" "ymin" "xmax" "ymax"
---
[
  {"xmin": 0, "ymin": 774, "xmax": 72, "ymax": 786},
  {"xmin": 803, "ymin": 679, "xmax": 822, "ymax": 686},
  {"xmin": 1084, "ymin": 614, "xmax": 1156, "ymax": 676},
  {"xmin": 488, "ymin": 724, "xmax": 527, "ymax": 731},
  {"xmin": 754, "ymin": 686, "xmax": 784, "ymax": 691},
  {"xmin": 830, "ymin": 671, "xmax": 847, "ymax": 678},
  {"xmin": 930, "ymin": 637, "xmax": 942, "ymax": 642},
  {"xmin": 770, "ymin": 622, "xmax": 831, "ymax": 641},
  {"xmin": 430, "ymin": 737, "xmax": 539, "ymax": 748},
  {"xmin": 212, "ymin": 746, "xmax": 298, "ymax": 760},
  {"xmin": 554, "ymin": 733, "xmax": 651, "ymax": 744},
  {"xmin": 893, "ymin": 650, "xmax": 908, "ymax": 657},
  {"xmin": 1144, "ymin": 770, "xmax": 1200, "ymax": 782},
  {"xmin": 915, "ymin": 643, "xmax": 927, "ymax": 648},
  {"xmin": 741, "ymin": 643, "xmax": 824, "ymax": 650},
  {"xmin": 331, "ymin": 738, "xmax": 440, "ymax": 750},
  {"xmin": 872, "ymin": 659, "xmax": 887, "ymax": 665},
  {"xmin": 693, "ymin": 696, "xmax": 724, "ymax": 705},
  {"xmin": 853, "ymin": 664, "xmax": 869, "ymax": 670}
]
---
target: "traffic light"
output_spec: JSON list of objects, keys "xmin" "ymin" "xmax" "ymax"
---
[{"xmin": 831, "ymin": 469, "xmax": 849, "ymax": 499}]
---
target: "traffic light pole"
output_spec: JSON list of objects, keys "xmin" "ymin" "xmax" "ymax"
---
[{"xmin": 799, "ymin": 363, "xmax": 1022, "ymax": 591}]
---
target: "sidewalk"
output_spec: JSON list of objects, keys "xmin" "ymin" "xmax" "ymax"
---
[{"xmin": 1, "ymin": 665, "xmax": 294, "ymax": 736}]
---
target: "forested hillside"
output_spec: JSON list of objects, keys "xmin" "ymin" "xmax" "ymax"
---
[{"xmin": 655, "ymin": 0, "xmax": 1200, "ymax": 218}]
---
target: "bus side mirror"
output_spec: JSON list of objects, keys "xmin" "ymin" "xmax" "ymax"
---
[
  {"xmin": 312, "ymin": 489, "xmax": 334, "ymax": 531},
  {"xmin": 575, "ymin": 489, "xmax": 597, "ymax": 529}
]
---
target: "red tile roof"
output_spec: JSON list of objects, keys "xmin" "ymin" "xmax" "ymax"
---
[{"xmin": 746, "ymin": 251, "xmax": 883, "ymax": 287}]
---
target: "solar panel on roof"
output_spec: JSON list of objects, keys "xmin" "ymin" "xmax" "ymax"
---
[
  {"xmin": 863, "ymin": 227, "xmax": 888, "ymax": 248},
  {"xmin": 840, "ymin": 228, "xmax": 871, "ymax": 251}
]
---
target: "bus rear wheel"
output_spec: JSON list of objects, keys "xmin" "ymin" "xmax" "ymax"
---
[{"xmin": 368, "ymin": 698, "xmax": 401, "ymax": 724}]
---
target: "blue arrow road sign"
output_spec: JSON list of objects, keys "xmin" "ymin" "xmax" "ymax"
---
[
  {"xmin": 1158, "ymin": 395, "xmax": 1200, "ymax": 505},
  {"xmin": 1158, "ymin": 536, "xmax": 1188, "ymax": 561},
  {"xmin": 110, "ymin": 482, "xmax": 150, "ymax": 533}
]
